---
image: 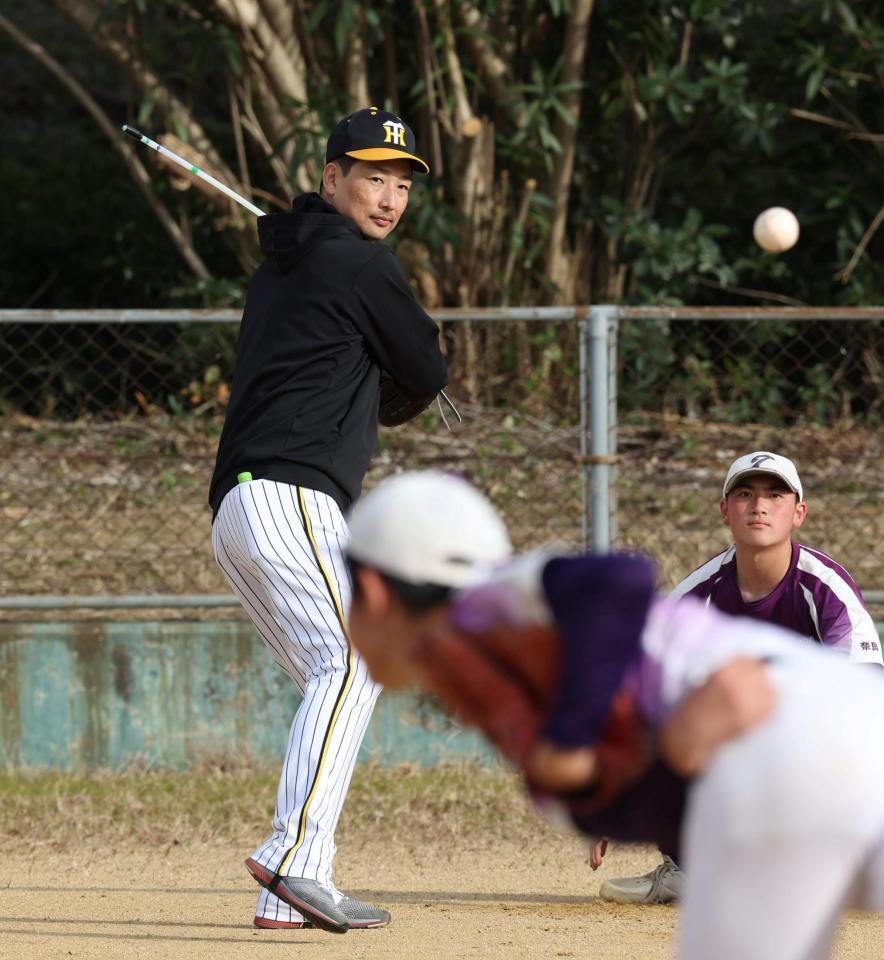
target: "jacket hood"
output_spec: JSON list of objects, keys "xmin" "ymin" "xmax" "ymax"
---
[{"xmin": 258, "ymin": 193, "xmax": 362, "ymax": 273}]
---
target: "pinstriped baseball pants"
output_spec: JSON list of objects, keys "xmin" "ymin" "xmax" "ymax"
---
[{"xmin": 212, "ymin": 479, "xmax": 381, "ymax": 924}]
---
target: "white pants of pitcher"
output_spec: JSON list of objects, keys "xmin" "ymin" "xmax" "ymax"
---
[{"xmin": 680, "ymin": 653, "xmax": 884, "ymax": 960}]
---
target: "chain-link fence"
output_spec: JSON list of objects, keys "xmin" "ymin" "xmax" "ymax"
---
[
  {"xmin": 613, "ymin": 307, "xmax": 883, "ymax": 600},
  {"xmin": 0, "ymin": 309, "xmax": 590, "ymax": 611},
  {"xmin": 1, "ymin": 308, "xmax": 881, "ymax": 618}
]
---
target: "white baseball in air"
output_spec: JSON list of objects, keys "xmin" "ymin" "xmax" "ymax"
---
[{"xmin": 753, "ymin": 207, "xmax": 800, "ymax": 253}]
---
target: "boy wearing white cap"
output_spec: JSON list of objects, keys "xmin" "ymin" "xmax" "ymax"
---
[
  {"xmin": 600, "ymin": 450, "xmax": 882, "ymax": 905},
  {"xmin": 344, "ymin": 470, "xmax": 514, "ymax": 689},
  {"xmin": 670, "ymin": 451, "xmax": 879, "ymax": 662}
]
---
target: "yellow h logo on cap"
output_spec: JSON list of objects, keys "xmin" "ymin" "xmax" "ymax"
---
[{"xmin": 383, "ymin": 120, "xmax": 406, "ymax": 146}]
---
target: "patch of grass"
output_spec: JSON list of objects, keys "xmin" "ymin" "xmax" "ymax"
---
[
  {"xmin": 0, "ymin": 761, "xmax": 543, "ymax": 852},
  {"xmin": 344, "ymin": 761, "xmax": 541, "ymax": 844},
  {"xmin": 0, "ymin": 762, "xmax": 273, "ymax": 849}
]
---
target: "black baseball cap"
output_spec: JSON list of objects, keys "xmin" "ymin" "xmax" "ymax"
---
[{"xmin": 325, "ymin": 107, "xmax": 429, "ymax": 174}]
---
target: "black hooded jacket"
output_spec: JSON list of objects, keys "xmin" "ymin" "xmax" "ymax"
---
[{"xmin": 209, "ymin": 193, "xmax": 447, "ymax": 516}]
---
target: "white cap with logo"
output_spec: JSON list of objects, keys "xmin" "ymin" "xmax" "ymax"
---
[
  {"xmin": 722, "ymin": 451, "xmax": 803, "ymax": 501},
  {"xmin": 346, "ymin": 470, "xmax": 512, "ymax": 588}
]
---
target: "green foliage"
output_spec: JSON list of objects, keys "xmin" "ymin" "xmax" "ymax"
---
[
  {"xmin": 2, "ymin": 0, "xmax": 883, "ymax": 423},
  {"xmin": 505, "ymin": 58, "xmax": 582, "ymax": 170},
  {"xmin": 575, "ymin": 0, "xmax": 884, "ymax": 307},
  {"xmin": 7, "ymin": 0, "xmax": 884, "ymax": 311},
  {"xmin": 618, "ymin": 317, "xmax": 882, "ymax": 424}
]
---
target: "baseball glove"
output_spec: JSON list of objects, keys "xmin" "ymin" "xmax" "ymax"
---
[
  {"xmin": 415, "ymin": 620, "xmax": 559, "ymax": 767},
  {"xmin": 412, "ymin": 612, "xmax": 652, "ymax": 813},
  {"xmin": 378, "ymin": 373, "xmax": 436, "ymax": 426}
]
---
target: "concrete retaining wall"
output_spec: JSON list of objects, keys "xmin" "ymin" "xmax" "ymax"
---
[{"xmin": 0, "ymin": 622, "xmax": 495, "ymax": 770}]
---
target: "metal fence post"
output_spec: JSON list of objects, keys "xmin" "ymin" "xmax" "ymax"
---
[
  {"xmin": 589, "ymin": 305, "xmax": 618, "ymax": 552},
  {"xmin": 607, "ymin": 306, "xmax": 619, "ymax": 546},
  {"xmin": 579, "ymin": 310, "xmax": 590, "ymax": 550}
]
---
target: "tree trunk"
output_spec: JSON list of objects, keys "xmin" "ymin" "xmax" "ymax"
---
[
  {"xmin": 213, "ymin": 0, "xmax": 318, "ymax": 193},
  {"xmin": 543, "ymin": 0, "xmax": 595, "ymax": 303},
  {"xmin": 343, "ymin": 16, "xmax": 372, "ymax": 111}
]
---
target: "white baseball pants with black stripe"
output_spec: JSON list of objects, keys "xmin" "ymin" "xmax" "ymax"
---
[{"xmin": 212, "ymin": 479, "xmax": 381, "ymax": 925}]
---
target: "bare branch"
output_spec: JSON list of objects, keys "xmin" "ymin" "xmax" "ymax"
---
[
  {"xmin": 691, "ymin": 276, "xmax": 807, "ymax": 307},
  {"xmin": 818, "ymin": 84, "xmax": 884, "ymax": 159},
  {"xmin": 250, "ymin": 187, "xmax": 291, "ymax": 211},
  {"xmin": 290, "ymin": 0, "xmax": 322, "ymax": 79},
  {"xmin": 0, "ymin": 8, "xmax": 211, "ymax": 281},
  {"xmin": 228, "ymin": 73, "xmax": 252, "ymax": 196},
  {"xmin": 152, "ymin": 132, "xmax": 256, "ymax": 236},
  {"xmin": 380, "ymin": 0, "xmax": 398, "ymax": 109},
  {"xmin": 788, "ymin": 107, "xmax": 855, "ymax": 131},
  {"xmin": 239, "ymin": 83, "xmax": 297, "ymax": 194},
  {"xmin": 429, "ymin": 0, "xmax": 491, "ymax": 264},
  {"xmin": 502, "ymin": 179, "xmax": 537, "ymax": 298},
  {"xmin": 607, "ymin": 39, "xmax": 644, "ymax": 123},
  {"xmin": 214, "ymin": 0, "xmax": 308, "ymax": 107},
  {"xmin": 679, "ymin": 20, "xmax": 693, "ymax": 67},
  {"xmin": 256, "ymin": 0, "xmax": 299, "ymax": 56},
  {"xmin": 51, "ymin": 0, "xmax": 240, "ymax": 188},
  {"xmin": 413, "ymin": 0, "xmax": 447, "ymax": 174},
  {"xmin": 834, "ymin": 201, "xmax": 884, "ymax": 283},
  {"xmin": 455, "ymin": 2, "xmax": 521, "ymax": 126}
]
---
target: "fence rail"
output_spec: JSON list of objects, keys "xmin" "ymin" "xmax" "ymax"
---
[
  {"xmin": 2, "ymin": 306, "xmax": 881, "ymax": 614},
  {"xmin": 6, "ymin": 306, "xmax": 884, "ymax": 322},
  {"xmin": 0, "ymin": 307, "xmax": 587, "ymax": 324}
]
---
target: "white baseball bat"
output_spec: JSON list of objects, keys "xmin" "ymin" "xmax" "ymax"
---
[{"xmin": 122, "ymin": 124, "xmax": 265, "ymax": 218}]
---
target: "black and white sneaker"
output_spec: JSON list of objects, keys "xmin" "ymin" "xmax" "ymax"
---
[{"xmin": 246, "ymin": 857, "xmax": 392, "ymax": 932}]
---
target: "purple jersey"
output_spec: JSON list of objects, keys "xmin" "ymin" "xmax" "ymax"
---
[
  {"xmin": 537, "ymin": 554, "xmax": 687, "ymax": 855},
  {"xmin": 533, "ymin": 554, "xmax": 881, "ymax": 857},
  {"xmin": 670, "ymin": 541, "xmax": 882, "ymax": 665}
]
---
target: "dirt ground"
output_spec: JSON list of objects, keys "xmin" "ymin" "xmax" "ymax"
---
[{"xmin": 2, "ymin": 838, "xmax": 882, "ymax": 960}]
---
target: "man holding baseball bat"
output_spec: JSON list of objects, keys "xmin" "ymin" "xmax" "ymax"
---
[
  {"xmin": 208, "ymin": 108, "xmax": 447, "ymax": 933},
  {"xmin": 601, "ymin": 450, "xmax": 882, "ymax": 904},
  {"xmin": 343, "ymin": 470, "xmax": 884, "ymax": 960}
]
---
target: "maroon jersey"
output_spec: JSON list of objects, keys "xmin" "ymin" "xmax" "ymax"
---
[{"xmin": 670, "ymin": 542, "xmax": 881, "ymax": 665}]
